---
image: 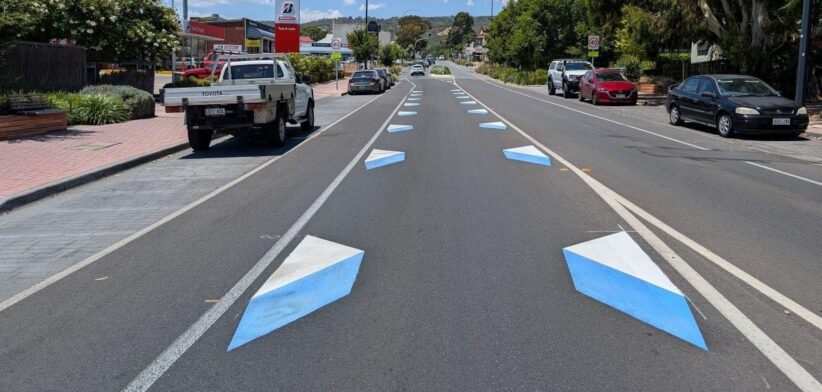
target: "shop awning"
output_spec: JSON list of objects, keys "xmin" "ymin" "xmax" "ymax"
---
[
  {"xmin": 247, "ymin": 27, "xmax": 275, "ymax": 40},
  {"xmin": 178, "ymin": 31, "xmax": 224, "ymax": 41}
]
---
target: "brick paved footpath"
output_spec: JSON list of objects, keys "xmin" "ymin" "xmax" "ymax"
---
[{"xmin": 0, "ymin": 78, "xmax": 349, "ymax": 200}]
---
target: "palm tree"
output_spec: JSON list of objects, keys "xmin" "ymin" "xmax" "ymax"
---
[{"xmin": 347, "ymin": 29, "xmax": 379, "ymax": 67}]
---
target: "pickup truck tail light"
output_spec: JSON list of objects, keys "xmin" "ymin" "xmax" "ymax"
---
[
  {"xmin": 244, "ymin": 103, "xmax": 265, "ymax": 111},
  {"xmin": 165, "ymin": 106, "xmax": 183, "ymax": 113}
]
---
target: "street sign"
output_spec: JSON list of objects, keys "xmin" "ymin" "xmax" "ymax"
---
[
  {"xmin": 275, "ymin": 0, "xmax": 301, "ymax": 53},
  {"xmin": 588, "ymin": 35, "xmax": 600, "ymax": 50},
  {"xmin": 330, "ymin": 52, "xmax": 342, "ymax": 61},
  {"xmin": 367, "ymin": 20, "xmax": 380, "ymax": 33},
  {"xmin": 214, "ymin": 44, "xmax": 243, "ymax": 53},
  {"xmin": 588, "ymin": 50, "xmax": 599, "ymax": 58},
  {"xmin": 331, "ymin": 38, "xmax": 342, "ymax": 50}
]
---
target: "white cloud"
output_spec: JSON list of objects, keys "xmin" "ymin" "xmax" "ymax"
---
[
  {"xmin": 301, "ymin": 8, "xmax": 344, "ymax": 22},
  {"xmin": 358, "ymin": 2, "xmax": 386, "ymax": 11},
  {"xmin": 441, "ymin": 0, "xmax": 448, "ymax": 3},
  {"xmin": 342, "ymin": 0, "xmax": 356, "ymax": 5},
  {"xmin": 467, "ymin": 0, "xmax": 474, "ymax": 5}
]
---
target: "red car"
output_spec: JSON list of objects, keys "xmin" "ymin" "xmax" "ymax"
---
[{"xmin": 578, "ymin": 68, "xmax": 638, "ymax": 105}]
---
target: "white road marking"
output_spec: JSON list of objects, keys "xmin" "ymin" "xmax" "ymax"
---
[
  {"xmin": 477, "ymin": 76, "xmax": 822, "ymax": 189},
  {"xmin": 454, "ymin": 78, "xmax": 822, "ymax": 392},
  {"xmin": 0, "ymin": 94, "xmax": 387, "ymax": 315},
  {"xmin": 123, "ymin": 78, "xmax": 418, "ymax": 392}
]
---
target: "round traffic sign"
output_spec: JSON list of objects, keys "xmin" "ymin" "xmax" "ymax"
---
[
  {"xmin": 331, "ymin": 38, "xmax": 342, "ymax": 50},
  {"xmin": 587, "ymin": 35, "xmax": 600, "ymax": 50}
]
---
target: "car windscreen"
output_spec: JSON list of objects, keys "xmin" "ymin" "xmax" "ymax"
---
[
  {"xmin": 565, "ymin": 62, "xmax": 593, "ymax": 71},
  {"xmin": 352, "ymin": 71, "xmax": 375, "ymax": 79},
  {"xmin": 716, "ymin": 78, "xmax": 778, "ymax": 97},
  {"xmin": 597, "ymin": 72, "xmax": 627, "ymax": 81},
  {"xmin": 229, "ymin": 64, "xmax": 277, "ymax": 79}
]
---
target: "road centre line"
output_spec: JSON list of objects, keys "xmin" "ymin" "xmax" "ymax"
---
[
  {"xmin": 454, "ymin": 79, "xmax": 822, "ymax": 392},
  {"xmin": 476, "ymin": 73, "xmax": 822, "ymax": 188},
  {"xmin": 0, "ymin": 93, "xmax": 386, "ymax": 315},
  {"xmin": 123, "ymin": 78, "xmax": 418, "ymax": 392}
]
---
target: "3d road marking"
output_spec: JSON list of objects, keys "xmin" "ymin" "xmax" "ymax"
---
[
  {"xmin": 227, "ymin": 236, "xmax": 364, "ymax": 351},
  {"xmin": 397, "ymin": 111, "xmax": 417, "ymax": 116},
  {"xmin": 460, "ymin": 101, "xmax": 477, "ymax": 105},
  {"xmin": 563, "ymin": 232, "xmax": 707, "ymax": 350},
  {"xmin": 387, "ymin": 124, "xmax": 414, "ymax": 133},
  {"xmin": 407, "ymin": 97, "xmax": 421, "ymax": 101},
  {"xmin": 364, "ymin": 149, "xmax": 405, "ymax": 169},
  {"xmin": 479, "ymin": 121, "xmax": 507, "ymax": 130},
  {"xmin": 467, "ymin": 109, "xmax": 489, "ymax": 115},
  {"xmin": 502, "ymin": 145, "xmax": 551, "ymax": 166},
  {"xmin": 404, "ymin": 103, "xmax": 420, "ymax": 107},
  {"xmin": 451, "ymin": 89, "xmax": 462, "ymax": 92}
]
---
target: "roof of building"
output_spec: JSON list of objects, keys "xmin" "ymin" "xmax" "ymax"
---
[{"xmin": 299, "ymin": 36, "xmax": 315, "ymax": 44}]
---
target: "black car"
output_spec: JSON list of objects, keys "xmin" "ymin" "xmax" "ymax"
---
[
  {"xmin": 667, "ymin": 75, "xmax": 809, "ymax": 137},
  {"xmin": 347, "ymin": 70, "xmax": 384, "ymax": 95},
  {"xmin": 375, "ymin": 68, "xmax": 393, "ymax": 89}
]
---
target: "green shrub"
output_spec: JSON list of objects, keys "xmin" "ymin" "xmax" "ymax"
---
[
  {"xmin": 476, "ymin": 63, "xmax": 546, "ymax": 85},
  {"xmin": 81, "ymin": 85, "xmax": 155, "ymax": 119},
  {"xmin": 163, "ymin": 77, "xmax": 212, "ymax": 89},
  {"xmin": 430, "ymin": 65, "xmax": 452, "ymax": 75},
  {"xmin": 287, "ymin": 53, "xmax": 335, "ymax": 84},
  {"xmin": 0, "ymin": 94, "xmax": 8, "ymax": 115},
  {"xmin": 613, "ymin": 55, "xmax": 655, "ymax": 82},
  {"xmin": 72, "ymin": 94, "xmax": 130, "ymax": 125}
]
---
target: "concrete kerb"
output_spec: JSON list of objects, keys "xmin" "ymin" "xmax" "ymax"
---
[{"xmin": 0, "ymin": 140, "xmax": 195, "ymax": 214}]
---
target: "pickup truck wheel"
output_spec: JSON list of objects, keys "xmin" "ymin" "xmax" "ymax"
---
[
  {"xmin": 562, "ymin": 81, "xmax": 571, "ymax": 98},
  {"xmin": 187, "ymin": 127, "xmax": 211, "ymax": 151},
  {"xmin": 301, "ymin": 101, "xmax": 315, "ymax": 132},
  {"xmin": 264, "ymin": 110, "xmax": 287, "ymax": 147},
  {"xmin": 547, "ymin": 78, "xmax": 555, "ymax": 95}
]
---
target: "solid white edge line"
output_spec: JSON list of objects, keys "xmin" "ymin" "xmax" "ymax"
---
[
  {"xmin": 0, "ymin": 93, "xmax": 385, "ymax": 315},
  {"xmin": 478, "ymin": 72, "xmax": 822, "ymax": 189},
  {"xmin": 745, "ymin": 161, "xmax": 822, "ymax": 187},
  {"xmin": 122, "ymin": 78, "xmax": 418, "ymax": 392},
  {"xmin": 454, "ymin": 78, "xmax": 822, "ymax": 392}
]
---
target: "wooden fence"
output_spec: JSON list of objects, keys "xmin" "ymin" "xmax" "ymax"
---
[{"xmin": 1, "ymin": 41, "xmax": 87, "ymax": 92}]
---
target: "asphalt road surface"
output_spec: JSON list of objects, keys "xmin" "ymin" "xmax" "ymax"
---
[{"xmin": 1, "ymin": 66, "xmax": 821, "ymax": 391}]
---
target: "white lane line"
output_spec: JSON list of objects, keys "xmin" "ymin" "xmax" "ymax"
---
[
  {"xmin": 454, "ymin": 79, "xmax": 822, "ymax": 392},
  {"xmin": 122, "ymin": 78, "xmax": 418, "ymax": 392},
  {"xmin": 0, "ymin": 94, "xmax": 387, "ymax": 315},
  {"xmin": 478, "ymin": 76, "xmax": 822, "ymax": 188},
  {"xmin": 745, "ymin": 161, "xmax": 822, "ymax": 187}
]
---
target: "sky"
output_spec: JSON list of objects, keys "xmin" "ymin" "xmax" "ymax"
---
[{"xmin": 164, "ymin": 0, "xmax": 504, "ymax": 23}]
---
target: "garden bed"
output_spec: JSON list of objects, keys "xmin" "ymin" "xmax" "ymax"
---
[{"xmin": 0, "ymin": 112, "xmax": 68, "ymax": 140}]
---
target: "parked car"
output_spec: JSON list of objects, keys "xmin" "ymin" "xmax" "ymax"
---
[
  {"xmin": 375, "ymin": 68, "xmax": 393, "ymax": 88},
  {"xmin": 667, "ymin": 74, "xmax": 809, "ymax": 138},
  {"xmin": 578, "ymin": 68, "xmax": 637, "ymax": 105},
  {"xmin": 410, "ymin": 64, "xmax": 425, "ymax": 76},
  {"xmin": 547, "ymin": 59, "xmax": 594, "ymax": 98},
  {"xmin": 348, "ymin": 70, "xmax": 384, "ymax": 94}
]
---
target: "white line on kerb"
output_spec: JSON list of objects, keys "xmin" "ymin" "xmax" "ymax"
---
[
  {"xmin": 122, "ymin": 78, "xmax": 418, "ymax": 392},
  {"xmin": 480, "ymin": 75, "xmax": 822, "ymax": 188},
  {"xmin": 0, "ymin": 93, "xmax": 386, "ymax": 315},
  {"xmin": 454, "ymin": 78, "xmax": 822, "ymax": 392}
]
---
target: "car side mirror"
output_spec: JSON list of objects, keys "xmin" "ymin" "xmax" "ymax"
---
[{"xmin": 701, "ymin": 91, "xmax": 715, "ymax": 99}]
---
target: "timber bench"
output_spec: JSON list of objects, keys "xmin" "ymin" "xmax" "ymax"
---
[{"xmin": 0, "ymin": 94, "xmax": 68, "ymax": 140}]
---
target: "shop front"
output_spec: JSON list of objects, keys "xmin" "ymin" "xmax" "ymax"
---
[{"xmin": 172, "ymin": 20, "xmax": 225, "ymax": 79}]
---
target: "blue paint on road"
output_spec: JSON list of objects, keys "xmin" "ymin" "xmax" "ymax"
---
[
  {"xmin": 404, "ymin": 103, "xmax": 420, "ymax": 107},
  {"xmin": 365, "ymin": 149, "xmax": 405, "ymax": 169},
  {"xmin": 397, "ymin": 111, "xmax": 417, "ymax": 117},
  {"xmin": 502, "ymin": 146, "xmax": 551, "ymax": 166},
  {"xmin": 387, "ymin": 124, "xmax": 414, "ymax": 133},
  {"xmin": 479, "ymin": 121, "xmax": 507, "ymax": 130},
  {"xmin": 468, "ymin": 109, "xmax": 489, "ymax": 115},
  {"xmin": 563, "ymin": 249, "xmax": 707, "ymax": 350},
  {"xmin": 460, "ymin": 101, "xmax": 477, "ymax": 105}
]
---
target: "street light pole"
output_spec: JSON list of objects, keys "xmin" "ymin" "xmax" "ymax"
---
[
  {"xmin": 365, "ymin": 0, "xmax": 368, "ymax": 30},
  {"xmin": 794, "ymin": 0, "xmax": 811, "ymax": 106}
]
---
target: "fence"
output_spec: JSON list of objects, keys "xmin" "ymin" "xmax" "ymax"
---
[
  {"xmin": 648, "ymin": 60, "xmax": 730, "ymax": 83},
  {"xmin": 87, "ymin": 62, "xmax": 155, "ymax": 94},
  {"xmin": 1, "ymin": 41, "xmax": 87, "ymax": 92}
]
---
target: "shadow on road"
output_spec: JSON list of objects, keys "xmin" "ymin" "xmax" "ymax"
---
[{"xmin": 180, "ymin": 126, "xmax": 317, "ymax": 160}]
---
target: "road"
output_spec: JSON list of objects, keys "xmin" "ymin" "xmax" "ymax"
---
[{"xmin": 1, "ymin": 65, "xmax": 821, "ymax": 391}]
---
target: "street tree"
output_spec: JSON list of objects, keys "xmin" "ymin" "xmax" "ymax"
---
[
  {"xmin": 347, "ymin": 29, "xmax": 379, "ymax": 65},
  {"xmin": 447, "ymin": 12, "xmax": 476, "ymax": 49},
  {"xmin": 301, "ymin": 25, "xmax": 327, "ymax": 42},
  {"xmin": 396, "ymin": 15, "xmax": 432, "ymax": 47}
]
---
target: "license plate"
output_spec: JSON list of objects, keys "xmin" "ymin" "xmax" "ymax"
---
[
  {"xmin": 205, "ymin": 107, "xmax": 225, "ymax": 117},
  {"xmin": 615, "ymin": 93, "xmax": 626, "ymax": 99},
  {"xmin": 772, "ymin": 118, "xmax": 790, "ymax": 126}
]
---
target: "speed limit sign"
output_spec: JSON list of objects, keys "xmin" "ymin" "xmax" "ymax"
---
[
  {"xmin": 331, "ymin": 38, "xmax": 342, "ymax": 50},
  {"xmin": 587, "ymin": 35, "xmax": 600, "ymax": 50}
]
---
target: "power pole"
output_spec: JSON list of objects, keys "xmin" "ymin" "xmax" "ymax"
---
[
  {"xmin": 183, "ymin": 0, "xmax": 188, "ymax": 31},
  {"xmin": 365, "ymin": 0, "xmax": 368, "ymax": 30},
  {"xmin": 491, "ymin": 0, "xmax": 494, "ymax": 17},
  {"xmin": 794, "ymin": 0, "xmax": 811, "ymax": 106}
]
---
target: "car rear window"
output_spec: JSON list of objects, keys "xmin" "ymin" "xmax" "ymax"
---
[
  {"xmin": 353, "ymin": 71, "xmax": 376, "ymax": 78},
  {"xmin": 716, "ymin": 78, "xmax": 777, "ymax": 97},
  {"xmin": 597, "ymin": 72, "xmax": 627, "ymax": 81},
  {"xmin": 565, "ymin": 62, "xmax": 593, "ymax": 71},
  {"xmin": 228, "ymin": 64, "xmax": 283, "ymax": 79}
]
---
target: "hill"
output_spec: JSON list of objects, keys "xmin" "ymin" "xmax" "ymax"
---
[{"xmin": 299, "ymin": 15, "xmax": 492, "ymax": 36}]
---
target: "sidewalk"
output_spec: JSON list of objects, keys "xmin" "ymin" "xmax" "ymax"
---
[
  {"xmin": 0, "ymin": 106, "xmax": 187, "ymax": 209},
  {"xmin": 312, "ymin": 77, "xmax": 349, "ymax": 100}
]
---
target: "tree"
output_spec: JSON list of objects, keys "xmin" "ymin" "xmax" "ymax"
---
[
  {"xmin": 301, "ymin": 25, "xmax": 327, "ymax": 42},
  {"xmin": 447, "ymin": 12, "xmax": 476, "ymax": 49},
  {"xmin": 347, "ymin": 29, "xmax": 378, "ymax": 64},
  {"xmin": 1, "ymin": 0, "xmax": 180, "ymax": 63},
  {"xmin": 396, "ymin": 15, "xmax": 431, "ymax": 47},
  {"xmin": 379, "ymin": 44, "xmax": 397, "ymax": 66}
]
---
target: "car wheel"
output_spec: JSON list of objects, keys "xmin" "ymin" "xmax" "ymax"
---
[
  {"xmin": 548, "ymin": 78, "xmax": 555, "ymax": 95},
  {"xmin": 591, "ymin": 93, "xmax": 598, "ymax": 106},
  {"xmin": 187, "ymin": 127, "xmax": 211, "ymax": 151},
  {"xmin": 717, "ymin": 113, "xmax": 734, "ymax": 138},
  {"xmin": 578, "ymin": 89, "xmax": 585, "ymax": 101},
  {"xmin": 264, "ymin": 108, "xmax": 287, "ymax": 147},
  {"xmin": 669, "ymin": 105, "xmax": 683, "ymax": 125},
  {"xmin": 300, "ymin": 101, "xmax": 314, "ymax": 133},
  {"xmin": 562, "ymin": 82, "xmax": 570, "ymax": 98}
]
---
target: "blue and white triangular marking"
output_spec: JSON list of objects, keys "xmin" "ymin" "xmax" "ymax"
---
[
  {"xmin": 397, "ymin": 111, "xmax": 417, "ymax": 117},
  {"xmin": 460, "ymin": 100, "xmax": 477, "ymax": 105},
  {"xmin": 228, "ymin": 236, "xmax": 364, "ymax": 351},
  {"xmin": 502, "ymin": 145, "xmax": 551, "ymax": 166},
  {"xmin": 468, "ymin": 109, "xmax": 488, "ymax": 115},
  {"xmin": 412, "ymin": 90, "xmax": 423, "ymax": 93},
  {"xmin": 387, "ymin": 124, "xmax": 414, "ymax": 133},
  {"xmin": 364, "ymin": 149, "xmax": 405, "ymax": 169},
  {"xmin": 404, "ymin": 102, "xmax": 420, "ymax": 107},
  {"xmin": 563, "ymin": 232, "xmax": 707, "ymax": 350},
  {"xmin": 450, "ymin": 89, "xmax": 462, "ymax": 92},
  {"xmin": 407, "ymin": 97, "xmax": 421, "ymax": 101},
  {"xmin": 456, "ymin": 96, "xmax": 471, "ymax": 100},
  {"xmin": 479, "ymin": 121, "xmax": 507, "ymax": 130}
]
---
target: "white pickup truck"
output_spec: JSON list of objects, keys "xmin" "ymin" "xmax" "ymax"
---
[{"xmin": 164, "ymin": 54, "xmax": 314, "ymax": 151}]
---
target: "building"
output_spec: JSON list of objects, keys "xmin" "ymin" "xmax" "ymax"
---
[
  {"xmin": 378, "ymin": 31, "xmax": 392, "ymax": 46},
  {"xmin": 299, "ymin": 36, "xmax": 315, "ymax": 45},
  {"xmin": 204, "ymin": 18, "xmax": 276, "ymax": 54},
  {"xmin": 690, "ymin": 41, "xmax": 721, "ymax": 64},
  {"xmin": 331, "ymin": 22, "xmax": 362, "ymax": 46},
  {"xmin": 464, "ymin": 29, "xmax": 488, "ymax": 62}
]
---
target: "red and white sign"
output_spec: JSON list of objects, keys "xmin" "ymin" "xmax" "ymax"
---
[
  {"xmin": 587, "ymin": 35, "xmax": 600, "ymax": 50},
  {"xmin": 214, "ymin": 44, "xmax": 243, "ymax": 53},
  {"xmin": 188, "ymin": 20, "xmax": 225, "ymax": 40},
  {"xmin": 275, "ymin": 0, "xmax": 300, "ymax": 52}
]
